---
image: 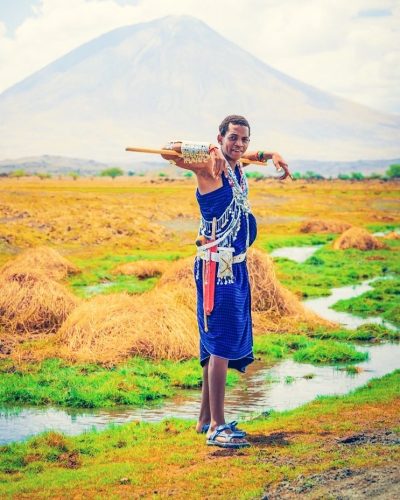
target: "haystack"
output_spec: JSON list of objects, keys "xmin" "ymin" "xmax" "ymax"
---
[
  {"xmin": 0, "ymin": 270, "xmax": 79, "ymax": 335},
  {"xmin": 301, "ymin": 219, "xmax": 352, "ymax": 234},
  {"xmin": 57, "ymin": 249, "xmax": 326, "ymax": 363},
  {"xmin": 333, "ymin": 227, "xmax": 386, "ymax": 250},
  {"xmin": 247, "ymin": 249, "xmax": 306, "ymax": 315},
  {"xmin": 112, "ymin": 260, "xmax": 167, "ymax": 279},
  {"xmin": 57, "ymin": 286, "xmax": 198, "ymax": 363},
  {"xmin": 0, "ymin": 246, "xmax": 80, "ymax": 281},
  {"xmin": 157, "ymin": 256, "xmax": 195, "ymax": 290}
]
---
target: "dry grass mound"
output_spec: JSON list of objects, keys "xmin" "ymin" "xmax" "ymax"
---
[
  {"xmin": 112, "ymin": 260, "xmax": 167, "ymax": 279},
  {"xmin": 157, "ymin": 256, "xmax": 195, "ymax": 290},
  {"xmin": 247, "ymin": 249, "xmax": 305, "ymax": 315},
  {"xmin": 57, "ymin": 250, "xmax": 326, "ymax": 363},
  {"xmin": 0, "ymin": 246, "xmax": 80, "ymax": 281},
  {"xmin": 384, "ymin": 231, "xmax": 400, "ymax": 240},
  {"xmin": 57, "ymin": 285, "xmax": 198, "ymax": 363},
  {"xmin": 0, "ymin": 270, "xmax": 79, "ymax": 335},
  {"xmin": 301, "ymin": 219, "xmax": 352, "ymax": 234},
  {"xmin": 333, "ymin": 227, "xmax": 387, "ymax": 250}
]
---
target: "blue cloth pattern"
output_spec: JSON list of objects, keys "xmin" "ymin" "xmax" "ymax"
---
[{"xmin": 195, "ymin": 166, "xmax": 257, "ymax": 372}]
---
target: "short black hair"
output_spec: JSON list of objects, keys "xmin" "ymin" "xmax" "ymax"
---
[{"xmin": 219, "ymin": 115, "xmax": 250, "ymax": 137}]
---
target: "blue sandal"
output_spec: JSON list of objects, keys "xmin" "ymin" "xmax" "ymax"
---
[
  {"xmin": 199, "ymin": 420, "xmax": 246, "ymax": 437},
  {"xmin": 206, "ymin": 424, "xmax": 250, "ymax": 449}
]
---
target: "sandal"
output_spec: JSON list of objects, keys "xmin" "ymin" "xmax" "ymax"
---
[
  {"xmin": 206, "ymin": 424, "xmax": 250, "ymax": 449},
  {"xmin": 199, "ymin": 420, "xmax": 246, "ymax": 437}
]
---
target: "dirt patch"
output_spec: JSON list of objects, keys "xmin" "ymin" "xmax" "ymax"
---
[
  {"xmin": 249, "ymin": 431, "xmax": 292, "ymax": 447},
  {"xmin": 262, "ymin": 430, "xmax": 400, "ymax": 499},
  {"xmin": 336, "ymin": 430, "xmax": 400, "ymax": 446},
  {"xmin": 264, "ymin": 464, "xmax": 400, "ymax": 499}
]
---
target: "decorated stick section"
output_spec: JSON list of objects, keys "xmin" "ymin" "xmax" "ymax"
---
[{"xmin": 125, "ymin": 146, "xmax": 269, "ymax": 166}]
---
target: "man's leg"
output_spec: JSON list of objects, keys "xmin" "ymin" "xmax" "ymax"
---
[
  {"xmin": 208, "ymin": 354, "xmax": 228, "ymax": 429},
  {"xmin": 207, "ymin": 355, "xmax": 247, "ymax": 444},
  {"xmin": 196, "ymin": 360, "xmax": 211, "ymax": 433}
]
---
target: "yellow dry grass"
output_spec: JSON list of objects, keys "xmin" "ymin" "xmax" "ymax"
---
[
  {"xmin": 384, "ymin": 231, "xmax": 400, "ymax": 240},
  {"xmin": 0, "ymin": 269, "xmax": 79, "ymax": 335},
  {"xmin": 333, "ymin": 227, "xmax": 387, "ymax": 250},
  {"xmin": 112, "ymin": 260, "xmax": 168, "ymax": 279},
  {"xmin": 0, "ymin": 247, "xmax": 80, "ymax": 357},
  {"xmin": 57, "ymin": 249, "xmax": 323, "ymax": 363},
  {"xmin": 57, "ymin": 285, "xmax": 198, "ymax": 363},
  {"xmin": 300, "ymin": 219, "xmax": 352, "ymax": 233},
  {"xmin": 0, "ymin": 246, "xmax": 79, "ymax": 280}
]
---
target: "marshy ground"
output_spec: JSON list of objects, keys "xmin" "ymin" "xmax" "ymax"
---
[{"xmin": 0, "ymin": 176, "xmax": 399, "ymax": 498}]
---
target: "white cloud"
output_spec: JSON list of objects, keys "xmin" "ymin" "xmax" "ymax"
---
[{"xmin": 0, "ymin": 0, "xmax": 399, "ymax": 113}]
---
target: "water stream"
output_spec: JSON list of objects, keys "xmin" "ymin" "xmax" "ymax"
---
[
  {"xmin": 1, "ymin": 342, "xmax": 399, "ymax": 445},
  {"xmin": 1, "ymin": 244, "xmax": 398, "ymax": 445},
  {"xmin": 270, "ymin": 245, "xmax": 322, "ymax": 263}
]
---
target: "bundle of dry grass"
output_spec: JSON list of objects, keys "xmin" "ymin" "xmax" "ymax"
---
[
  {"xmin": 112, "ymin": 260, "xmax": 167, "ymax": 279},
  {"xmin": 384, "ymin": 231, "xmax": 400, "ymax": 240},
  {"xmin": 247, "ymin": 249, "xmax": 305, "ymax": 315},
  {"xmin": 333, "ymin": 227, "xmax": 386, "ymax": 250},
  {"xmin": 57, "ymin": 285, "xmax": 198, "ymax": 363},
  {"xmin": 57, "ymin": 250, "xmax": 327, "ymax": 363},
  {"xmin": 0, "ymin": 270, "xmax": 79, "ymax": 335},
  {"xmin": 300, "ymin": 219, "xmax": 352, "ymax": 234},
  {"xmin": 157, "ymin": 256, "xmax": 195, "ymax": 290},
  {"xmin": 0, "ymin": 246, "xmax": 80, "ymax": 281}
]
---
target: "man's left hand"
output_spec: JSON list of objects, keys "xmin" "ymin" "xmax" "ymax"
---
[{"xmin": 271, "ymin": 153, "xmax": 292, "ymax": 180}]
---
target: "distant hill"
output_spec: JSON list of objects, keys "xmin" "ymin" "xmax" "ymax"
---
[
  {"xmin": 0, "ymin": 16, "xmax": 399, "ymax": 164},
  {"xmin": 1, "ymin": 154, "xmax": 398, "ymax": 178}
]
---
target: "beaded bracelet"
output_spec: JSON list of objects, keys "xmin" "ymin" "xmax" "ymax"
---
[{"xmin": 257, "ymin": 151, "xmax": 265, "ymax": 162}]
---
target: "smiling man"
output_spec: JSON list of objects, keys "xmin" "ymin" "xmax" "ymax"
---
[{"xmin": 162, "ymin": 115, "xmax": 288, "ymax": 448}]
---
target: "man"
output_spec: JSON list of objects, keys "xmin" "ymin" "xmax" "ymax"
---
[{"xmin": 162, "ymin": 115, "xmax": 289, "ymax": 448}]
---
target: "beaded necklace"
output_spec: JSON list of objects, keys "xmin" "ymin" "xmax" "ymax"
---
[{"xmin": 196, "ymin": 161, "xmax": 252, "ymax": 284}]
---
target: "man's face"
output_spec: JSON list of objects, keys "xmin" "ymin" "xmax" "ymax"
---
[{"xmin": 218, "ymin": 123, "xmax": 250, "ymax": 163}]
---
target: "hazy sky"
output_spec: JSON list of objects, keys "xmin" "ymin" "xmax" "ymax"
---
[{"xmin": 0, "ymin": 0, "xmax": 399, "ymax": 114}]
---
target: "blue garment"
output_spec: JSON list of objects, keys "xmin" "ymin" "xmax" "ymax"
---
[{"xmin": 195, "ymin": 167, "xmax": 257, "ymax": 372}]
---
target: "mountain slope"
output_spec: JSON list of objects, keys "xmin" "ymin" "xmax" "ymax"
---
[{"xmin": 0, "ymin": 15, "xmax": 399, "ymax": 162}]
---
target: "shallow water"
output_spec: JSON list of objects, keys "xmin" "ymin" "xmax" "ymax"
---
[
  {"xmin": 1, "ymin": 342, "xmax": 399, "ymax": 445},
  {"xmin": 304, "ymin": 278, "xmax": 398, "ymax": 330},
  {"xmin": 270, "ymin": 245, "xmax": 322, "ymax": 263},
  {"xmin": 1, "ymin": 251, "xmax": 398, "ymax": 444}
]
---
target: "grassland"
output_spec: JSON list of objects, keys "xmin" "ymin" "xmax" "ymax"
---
[
  {"xmin": 0, "ymin": 176, "xmax": 399, "ymax": 497},
  {"xmin": 0, "ymin": 370, "xmax": 398, "ymax": 498}
]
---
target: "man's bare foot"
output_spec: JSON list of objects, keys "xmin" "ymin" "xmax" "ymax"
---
[{"xmin": 195, "ymin": 421, "xmax": 210, "ymax": 434}]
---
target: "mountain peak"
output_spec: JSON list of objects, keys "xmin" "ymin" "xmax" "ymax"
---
[{"xmin": 0, "ymin": 16, "xmax": 399, "ymax": 162}]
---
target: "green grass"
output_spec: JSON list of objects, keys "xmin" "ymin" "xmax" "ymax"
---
[
  {"xmin": 254, "ymin": 333, "xmax": 368, "ymax": 365},
  {"xmin": 254, "ymin": 334, "xmax": 310, "ymax": 359},
  {"xmin": 67, "ymin": 251, "xmax": 184, "ymax": 297},
  {"xmin": 269, "ymin": 239, "xmax": 400, "ymax": 299},
  {"xmin": 0, "ymin": 370, "xmax": 398, "ymax": 497},
  {"xmin": 0, "ymin": 357, "xmax": 238, "ymax": 409},
  {"xmin": 305, "ymin": 323, "xmax": 400, "ymax": 342},
  {"xmin": 293, "ymin": 340, "xmax": 368, "ymax": 365},
  {"xmin": 332, "ymin": 277, "xmax": 400, "ymax": 328},
  {"xmin": 259, "ymin": 233, "xmax": 334, "ymax": 252}
]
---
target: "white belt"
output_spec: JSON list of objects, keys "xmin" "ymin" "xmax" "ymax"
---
[{"xmin": 197, "ymin": 248, "xmax": 246, "ymax": 264}]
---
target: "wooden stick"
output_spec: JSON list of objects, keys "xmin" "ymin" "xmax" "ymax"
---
[{"xmin": 125, "ymin": 146, "xmax": 268, "ymax": 166}]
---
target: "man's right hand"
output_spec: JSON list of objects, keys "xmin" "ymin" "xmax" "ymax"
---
[{"xmin": 210, "ymin": 147, "xmax": 228, "ymax": 179}]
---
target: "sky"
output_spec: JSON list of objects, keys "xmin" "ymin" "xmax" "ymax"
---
[{"xmin": 0, "ymin": 0, "xmax": 399, "ymax": 114}]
